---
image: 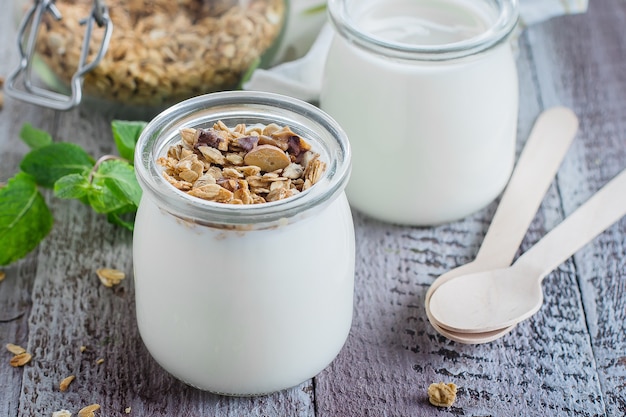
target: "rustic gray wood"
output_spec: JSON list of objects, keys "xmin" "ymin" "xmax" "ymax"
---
[{"xmin": 1, "ymin": 0, "xmax": 625, "ymax": 416}]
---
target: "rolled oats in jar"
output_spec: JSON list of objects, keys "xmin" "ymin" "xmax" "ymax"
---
[
  {"xmin": 17, "ymin": 0, "xmax": 287, "ymax": 115},
  {"xmin": 133, "ymin": 91, "xmax": 354, "ymax": 395}
]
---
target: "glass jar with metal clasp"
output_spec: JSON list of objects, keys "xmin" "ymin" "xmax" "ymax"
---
[{"xmin": 6, "ymin": 0, "xmax": 288, "ymax": 118}]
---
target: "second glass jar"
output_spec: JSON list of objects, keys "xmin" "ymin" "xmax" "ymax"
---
[{"xmin": 321, "ymin": 0, "xmax": 520, "ymax": 225}]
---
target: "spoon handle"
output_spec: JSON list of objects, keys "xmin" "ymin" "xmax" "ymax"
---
[
  {"xmin": 474, "ymin": 107, "xmax": 579, "ymax": 268},
  {"xmin": 516, "ymin": 167, "xmax": 626, "ymax": 279}
]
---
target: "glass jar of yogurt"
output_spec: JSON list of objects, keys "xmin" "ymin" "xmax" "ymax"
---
[
  {"xmin": 320, "ymin": 0, "xmax": 519, "ymax": 225},
  {"xmin": 133, "ymin": 91, "xmax": 354, "ymax": 395}
]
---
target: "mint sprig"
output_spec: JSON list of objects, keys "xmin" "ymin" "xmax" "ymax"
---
[
  {"xmin": 0, "ymin": 121, "xmax": 147, "ymax": 266},
  {"xmin": 0, "ymin": 173, "xmax": 54, "ymax": 265}
]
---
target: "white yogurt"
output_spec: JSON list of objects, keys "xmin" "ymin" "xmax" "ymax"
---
[
  {"xmin": 133, "ymin": 91, "xmax": 354, "ymax": 395},
  {"xmin": 321, "ymin": 0, "xmax": 519, "ymax": 225}
]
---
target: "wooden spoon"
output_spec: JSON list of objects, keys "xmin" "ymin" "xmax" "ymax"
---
[
  {"xmin": 429, "ymin": 167, "xmax": 626, "ymax": 333},
  {"xmin": 424, "ymin": 107, "xmax": 579, "ymax": 343}
]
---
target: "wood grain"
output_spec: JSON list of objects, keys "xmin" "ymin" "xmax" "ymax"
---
[{"xmin": 1, "ymin": 0, "xmax": 625, "ymax": 416}]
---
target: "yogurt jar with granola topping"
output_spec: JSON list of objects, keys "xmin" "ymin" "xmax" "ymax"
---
[{"xmin": 133, "ymin": 91, "xmax": 354, "ymax": 395}]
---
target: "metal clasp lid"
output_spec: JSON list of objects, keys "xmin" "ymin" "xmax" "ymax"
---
[{"xmin": 5, "ymin": 0, "xmax": 113, "ymax": 110}]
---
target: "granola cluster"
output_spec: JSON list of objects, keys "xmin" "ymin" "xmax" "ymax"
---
[
  {"xmin": 34, "ymin": 0, "xmax": 285, "ymax": 106},
  {"xmin": 158, "ymin": 121, "xmax": 327, "ymax": 204},
  {"xmin": 428, "ymin": 382, "xmax": 457, "ymax": 407}
]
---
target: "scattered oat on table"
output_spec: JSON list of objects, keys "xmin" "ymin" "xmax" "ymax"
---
[
  {"xmin": 52, "ymin": 410, "xmax": 72, "ymax": 417},
  {"xmin": 9, "ymin": 352, "xmax": 32, "ymax": 367},
  {"xmin": 125, "ymin": 407, "xmax": 131, "ymax": 414},
  {"xmin": 59, "ymin": 375, "xmax": 76, "ymax": 392},
  {"xmin": 96, "ymin": 358, "xmax": 104, "ymax": 365},
  {"xmin": 428, "ymin": 382, "xmax": 457, "ymax": 407},
  {"xmin": 77, "ymin": 403, "xmax": 100, "ymax": 417},
  {"xmin": 5, "ymin": 343, "xmax": 25, "ymax": 355},
  {"xmin": 80, "ymin": 345, "xmax": 87, "ymax": 353},
  {"xmin": 96, "ymin": 268, "xmax": 125, "ymax": 287}
]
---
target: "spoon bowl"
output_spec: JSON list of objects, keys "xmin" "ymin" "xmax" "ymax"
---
[
  {"xmin": 429, "ymin": 266, "xmax": 544, "ymax": 333},
  {"xmin": 430, "ymin": 167, "xmax": 626, "ymax": 333}
]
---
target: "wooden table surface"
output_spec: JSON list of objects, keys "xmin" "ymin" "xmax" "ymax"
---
[{"xmin": 1, "ymin": 1, "xmax": 625, "ymax": 416}]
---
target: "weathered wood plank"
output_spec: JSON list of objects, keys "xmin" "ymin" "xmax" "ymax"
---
[
  {"xmin": 0, "ymin": 2, "xmax": 60, "ymax": 417},
  {"xmin": 2, "ymin": 0, "xmax": 625, "ymax": 416},
  {"xmin": 528, "ymin": 1, "xmax": 626, "ymax": 415}
]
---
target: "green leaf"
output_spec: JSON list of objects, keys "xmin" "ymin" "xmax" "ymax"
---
[
  {"xmin": 107, "ymin": 207, "xmax": 136, "ymax": 232},
  {"xmin": 95, "ymin": 159, "xmax": 142, "ymax": 207},
  {"xmin": 111, "ymin": 120, "xmax": 147, "ymax": 163},
  {"xmin": 88, "ymin": 159, "xmax": 140, "ymax": 214},
  {"xmin": 0, "ymin": 173, "xmax": 54, "ymax": 266},
  {"xmin": 304, "ymin": 4, "xmax": 327, "ymax": 15},
  {"xmin": 238, "ymin": 56, "xmax": 261, "ymax": 89},
  {"xmin": 20, "ymin": 143, "xmax": 95, "ymax": 188},
  {"xmin": 87, "ymin": 183, "xmax": 129, "ymax": 214},
  {"xmin": 54, "ymin": 173, "xmax": 91, "ymax": 199},
  {"xmin": 19, "ymin": 123, "xmax": 53, "ymax": 149}
]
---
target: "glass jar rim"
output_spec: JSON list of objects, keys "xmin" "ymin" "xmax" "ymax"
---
[
  {"xmin": 327, "ymin": 0, "xmax": 519, "ymax": 61},
  {"xmin": 134, "ymin": 91, "xmax": 352, "ymax": 228}
]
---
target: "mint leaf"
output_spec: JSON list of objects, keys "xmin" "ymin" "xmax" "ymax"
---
[
  {"xmin": 239, "ymin": 56, "xmax": 261, "ymax": 88},
  {"xmin": 54, "ymin": 173, "xmax": 91, "ymax": 199},
  {"xmin": 88, "ymin": 160, "xmax": 140, "ymax": 215},
  {"xmin": 107, "ymin": 207, "xmax": 137, "ymax": 231},
  {"xmin": 20, "ymin": 143, "xmax": 95, "ymax": 188},
  {"xmin": 0, "ymin": 173, "xmax": 53, "ymax": 266},
  {"xmin": 19, "ymin": 123, "xmax": 53, "ymax": 149},
  {"xmin": 111, "ymin": 120, "xmax": 146, "ymax": 163},
  {"xmin": 304, "ymin": 4, "xmax": 327, "ymax": 15},
  {"xmin": 94, "ymin": 159, "xmax": 142, "ymax": 207}
]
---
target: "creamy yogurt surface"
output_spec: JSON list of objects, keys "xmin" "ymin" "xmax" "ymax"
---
[{"xmin": 357, "ymin": 0, "xmax": 494, "ymax": 46}]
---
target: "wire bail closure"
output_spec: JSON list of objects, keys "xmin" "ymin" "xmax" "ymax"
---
[{"xmin": 5, "ymin": 0, "xmax": 113, "ymax": 110}]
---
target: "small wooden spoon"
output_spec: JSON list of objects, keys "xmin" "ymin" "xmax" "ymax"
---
[
  {"xmin": 430, "ymin": 167, "xmax": 626, "ymax": 333},
  {"xmin": 424, "ymin": 107, "xmax": 579, "ymax": 343}
]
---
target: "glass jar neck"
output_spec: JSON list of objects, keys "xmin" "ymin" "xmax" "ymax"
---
[
  {"xmin": 135, "ymin": 91, "xmax": 351, "ymax": 229},
  {"xmin": 327, "ymin": 0, "xmax": 519, "ymax": 61}
]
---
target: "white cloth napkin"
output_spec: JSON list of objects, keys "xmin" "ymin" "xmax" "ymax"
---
[{"xmin": 243, "ymin": 0, "xmax": 589, "ymax": 103}]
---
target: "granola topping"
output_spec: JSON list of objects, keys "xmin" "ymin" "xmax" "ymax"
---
[{"xmin": 158, "ymin": 121, "xmax": 327, "ymax": 204}]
